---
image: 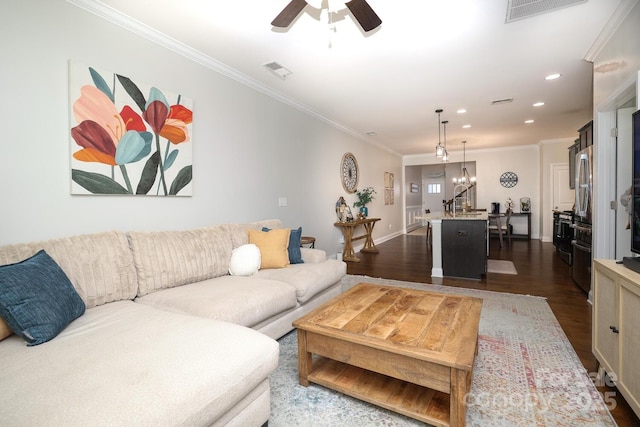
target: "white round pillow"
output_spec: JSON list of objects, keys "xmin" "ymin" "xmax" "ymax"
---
[{"xmin": 228, "ymin": 244, "xmax": 261, "ymax": 276}]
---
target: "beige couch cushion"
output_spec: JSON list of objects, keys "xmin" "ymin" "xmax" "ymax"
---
[
  {"xmin": 135, "ymin": 276, "xmax": 298, "ymax": 327},
  {"xmin": 225, "ymin": 220, "xmax": 284, "ymax": 249},
  {"xmin": 0, "ymin": 232, "xmax": 137, "ymax": 308},
  {"xmin": 0, "ymin": 301, "xmax": 279, "ymax": 426},
  {"xmin": 256, "ymin": 259, "xmax": 347, "ymax": 303},
  {"xmin": 129, "ymin": 225, "xmax": 232, "ymax": 296}
]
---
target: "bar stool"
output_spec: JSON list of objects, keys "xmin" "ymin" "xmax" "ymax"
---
[{"xmin": 425, "ymin": 209, "xmax": 432, "ymax": 244}]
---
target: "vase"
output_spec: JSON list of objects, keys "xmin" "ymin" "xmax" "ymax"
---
[{"xmin": 359, "ymin": 206, "xmax": 368, "ymax": 218}]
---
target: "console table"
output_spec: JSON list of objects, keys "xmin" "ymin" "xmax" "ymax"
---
[
  {"xmin": 509, "ymin": 212, "xmax": 531, "ymax": 239},
  {"xmin": 489, "ymin": 212, "xmax": 531, "ymax": 240},
  {"xmin": 334, "ymin": 218, "xmax": 380, "ymax": 262}
]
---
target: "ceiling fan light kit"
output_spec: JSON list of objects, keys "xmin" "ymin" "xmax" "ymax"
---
[{"xmin": 272, "ymin": 0, "xmax": 382, "ymax": 33}]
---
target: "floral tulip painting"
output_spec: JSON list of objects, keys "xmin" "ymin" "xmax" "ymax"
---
[{"xmin": 70, "ymin": 62, "xmax": 193, "ymax": 196}]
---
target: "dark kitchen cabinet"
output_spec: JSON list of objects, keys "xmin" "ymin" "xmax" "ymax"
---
[
  {"xmin": 569, "ymin": 121, "xmax": 593, "ymax": 189},
  {"xmin": 578, "ymin": 120, "xmax": 593, "ymax": 150},
  {"xmin": 568, "ymin": 141, "xmax": 578, "ymax": 190}
]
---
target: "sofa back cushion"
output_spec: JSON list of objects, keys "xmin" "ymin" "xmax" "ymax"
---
[
  {"xmin": 0, "ymin": 232, "xmax": 137, "ymax": 309},
  {"xmin": 225, "ymin": 220, "xmax": 284, "ymax": 249},
  {"xmin": 129, "ymin": 225, "xmax": 232, "ymax": 297}
]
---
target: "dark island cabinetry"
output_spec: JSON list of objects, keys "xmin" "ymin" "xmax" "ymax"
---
[{"xmin": 442, "ymin": 219, "xmax": 487, "ymax": 280}]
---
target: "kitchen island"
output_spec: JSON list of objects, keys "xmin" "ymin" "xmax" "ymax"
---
[{"xmin": 418, "ymin": 211, "xmax": 488, "ymax": 279}]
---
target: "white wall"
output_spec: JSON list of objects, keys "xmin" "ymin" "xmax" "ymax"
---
[
  {"xmin": 0, "ymin": 0, "xmax": 403, "ymax": 252},
  {"xmin": 405, "ymin": 145, "xmax": 541, "ymax": 239},
  {"xmin": 592, "ymin": 1, "xmax": 640, "ymax": 260}
]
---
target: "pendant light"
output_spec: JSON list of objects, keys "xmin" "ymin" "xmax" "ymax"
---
[
  {"xmin": 441, "ymin": 120, "xmax": 449, "ymax": 163},
  {"xmin": 435, "ymin": 109, "xmax": 444, "ymax": 157}
]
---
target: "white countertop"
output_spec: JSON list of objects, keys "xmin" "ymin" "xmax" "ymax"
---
[{"xmin": 415, "ymin": 211, "xmax": 488, "ymax": 221}]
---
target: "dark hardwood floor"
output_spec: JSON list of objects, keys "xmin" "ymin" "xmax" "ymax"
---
[{"xmin": 346, "ymin": 231, "xmax": 639, "ymax": 426}]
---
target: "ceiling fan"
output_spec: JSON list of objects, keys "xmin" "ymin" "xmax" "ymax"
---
[{"xmin": 271, "ymin": 0, "xmax": 382, "ymax": 32}]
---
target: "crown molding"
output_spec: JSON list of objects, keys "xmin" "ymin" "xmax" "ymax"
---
[
  {"xmin": 584, "ymin": 0, "xmax": 639, "ymax": 62},
  {"xmin": 65, "ymin": 0, "xmax": 401, "ymax": 155}
]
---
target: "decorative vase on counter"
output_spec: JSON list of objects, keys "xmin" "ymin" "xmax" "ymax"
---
[{"xmin": 360, "ymin": 206, "xmax": 368, "ymax": 218}]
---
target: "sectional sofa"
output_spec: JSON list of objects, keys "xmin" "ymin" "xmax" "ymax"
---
[{"xmin": 0, "ymin": 219, "xmax": 346, "ymax": 426}]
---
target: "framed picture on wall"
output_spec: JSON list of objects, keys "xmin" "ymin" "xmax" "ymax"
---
[
  {"xmin": 384, "ymin": 172, "xmax": 394, "ymax": 205},
  {"xmin": 384, "ymin": 172, "xmax": 394, "ymax": 188},
  {"xmin": 410, "ymin": 183, "xmax": 419, "ymax": 193}
]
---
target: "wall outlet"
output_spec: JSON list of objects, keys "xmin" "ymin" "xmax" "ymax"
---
[
  {"xmin": 278, "ymin": 197, "xmax": 287, "ymax": 207},
  {"xmin": 338, "ymin": 236, "xmax": 345, "ymax": 244},
  {"xmin": 388, "ymin": 224, "xmax": 393, "ymax": 229}
]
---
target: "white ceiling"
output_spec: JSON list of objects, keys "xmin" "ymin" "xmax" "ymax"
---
[{"xmin": 81, "ymin": 0, "xmax": 626, "ymax": 155}]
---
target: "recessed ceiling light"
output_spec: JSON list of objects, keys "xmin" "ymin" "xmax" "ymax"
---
[
  {"xmin": 462, "ymin": 124, "xmax": 471, "ymax": 129},
  {"xmin": 457, "ymin": 109, "xmax": 467, "ymax": 114},
  {"xmin": 533, "ymin": 102, "xmax": 545, "ymax": 107},
  {"xmin": 525, "ymin": 119, "xmax": 535, "ymax": 124},
  {"xmin": 545, "ymin": 73, "xmax": 561, "ymax": 80}
]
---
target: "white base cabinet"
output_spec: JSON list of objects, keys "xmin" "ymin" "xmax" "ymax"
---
[{"xmin": 593, "ymin": 259, "xmax": 640, "ymax": 417}]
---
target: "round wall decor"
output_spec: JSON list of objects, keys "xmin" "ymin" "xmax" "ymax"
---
[
  {"xmin": 499, "ymin": 171, "xmax": 518, "ymax": 188},
  {"xmin": 340, "ymin": 152, "xmax": 359, "ymax": 193}
]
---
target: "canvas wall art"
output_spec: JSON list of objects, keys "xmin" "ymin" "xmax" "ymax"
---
[{"xmin": 69, "ymin": 61, "xmax": 193, "ymax": 196}]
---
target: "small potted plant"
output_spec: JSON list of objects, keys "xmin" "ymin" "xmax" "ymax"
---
[{"xmin": 353, "ymin": 187, "xmax": 376, "ymax": 218}]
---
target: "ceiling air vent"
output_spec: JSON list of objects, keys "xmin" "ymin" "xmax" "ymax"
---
[
  {"xmin": 505, "ymin": 0, "xmax": 587, "ymax": 23},
  {"xmin": 262, "ymin": 61, "xmax": 292, "ymax": 79},
  {"xmin": 491, "ymin": 98, "xmax": 514, "ymax": 106}
]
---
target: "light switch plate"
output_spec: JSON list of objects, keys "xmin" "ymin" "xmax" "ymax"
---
[{"xmin": 278, "ymin": 197, "xmax": 287, "ymax": 207}]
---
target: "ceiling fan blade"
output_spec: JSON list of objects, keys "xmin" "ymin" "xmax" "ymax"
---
[
  {"xmin": 271, "ymin": 0, "xmax": 308, "ymax": 27},
  {"xmin": 345, "ymin": 0, "xmax": 382, "ymax": 32}
]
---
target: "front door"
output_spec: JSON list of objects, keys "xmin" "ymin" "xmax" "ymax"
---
[{"xmin": 422, "ymin": 178, "xmax": 445, "ymax": 215}]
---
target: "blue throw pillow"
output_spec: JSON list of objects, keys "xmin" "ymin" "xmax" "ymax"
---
[
  {"xmin": 262, "ymin": 227, "xmax": 304, "ymax": 264},
  {"xmin": 0, "ymin": 250, "xmax": 86, "ymax": 346}
]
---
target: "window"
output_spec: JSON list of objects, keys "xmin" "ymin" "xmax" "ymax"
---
[{"xmin": 427, "ymin": 183, "xmax": 441, "ymax": 194}]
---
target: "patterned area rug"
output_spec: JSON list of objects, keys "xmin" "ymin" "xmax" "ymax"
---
[
  {"xmin": 269, "ymin": 275, "xmax": 616, "ymax": 426},
  {"xmin": 487, "ymin": 259, "xmax": 518, "ymax": 275}
]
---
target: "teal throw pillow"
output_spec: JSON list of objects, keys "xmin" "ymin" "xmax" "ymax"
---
[
  {"xmin": 262, "ymin": 226, "xmax": 304, "ymax": 264},
  {"xmin": 0, "ymin": 250, "xmax": 86, "ymax": 346}
]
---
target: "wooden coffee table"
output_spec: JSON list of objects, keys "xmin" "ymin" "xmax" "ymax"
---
[{"xmin": 292, "ymin": 283, "xmax": 482, "ymax": 427}]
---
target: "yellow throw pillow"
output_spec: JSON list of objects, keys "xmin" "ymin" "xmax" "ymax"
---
[
  {"xmin": 248, "ymin": 228, "xmax": 290, "ymax": 269},
  {"xmin": 0, "ymin": 318, "xmax": 12, "ymax": 341}
]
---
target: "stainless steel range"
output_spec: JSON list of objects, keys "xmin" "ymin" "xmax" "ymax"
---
[
  {"xmin": 572, "ymin": 221, "xmax": 592, "ymax": 293},
  {"xmin": 553, "ymin": 210, "xmax": 573, "ymax": 265}
]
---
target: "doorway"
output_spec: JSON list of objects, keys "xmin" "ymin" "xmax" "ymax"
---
[
  {"xmin": 593, "ymin": 75, "xmax": 637, "ymax": 260},
  {"xmin": 616, "ymin": 105, "xmax": 635, "ymax": 259}
]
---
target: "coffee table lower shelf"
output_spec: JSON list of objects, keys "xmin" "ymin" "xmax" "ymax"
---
[{"xmin": 308, "ymin": 357, "xmax": 451, "ymax": 427}]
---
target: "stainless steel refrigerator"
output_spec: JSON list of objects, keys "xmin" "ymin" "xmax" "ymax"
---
[{"xmin": 572, "ymin": 145, "xmax": 593, "ymax": 293}]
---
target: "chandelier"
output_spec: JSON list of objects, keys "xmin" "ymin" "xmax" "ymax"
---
[{"xmin": 453, "ymin": 140, "xmax": 476, "ymax": 184}]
